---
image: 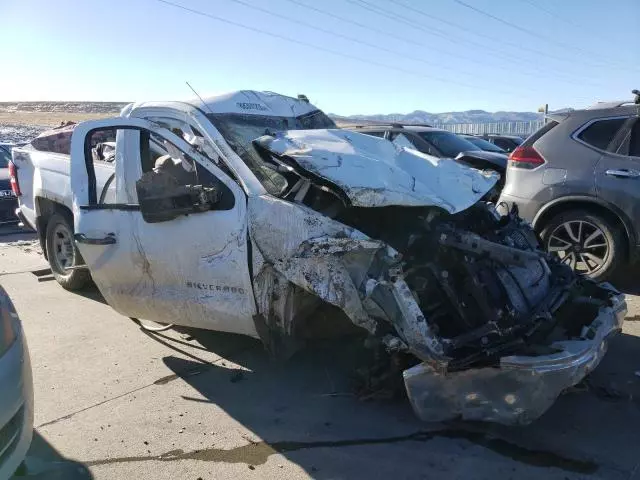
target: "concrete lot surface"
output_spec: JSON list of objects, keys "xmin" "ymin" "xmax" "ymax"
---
[{"xmin": 1, "ymin": 225, "xmax": 639, "ymax": 480}]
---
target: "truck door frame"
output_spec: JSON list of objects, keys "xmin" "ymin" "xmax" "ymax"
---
[{"xmin": 71, "ymin": 117, "xmax": 259, "ymax": 336}]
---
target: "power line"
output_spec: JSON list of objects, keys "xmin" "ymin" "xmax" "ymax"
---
[
  {"xmin": 346, "ymin": 0, "xmax": 502, "ymax": 56},
  {"xmin": 516, "ymin": 0, "xmax": 585, "ymax": 29},
  {"xmin": 451, "ymin": 0, "xmax": 628, "ymax": 69},
  {"xmin": 205, "ymin": 0, "xmax": 597, "ymax": 95},
  {"xmin": 152, "ymin": 0, "xmax": 600, "ymax": 105},
  {"xmin": 151, "ymin": 0, "xmax": 516, "ymax": 95},
  {"xmin": 224, "ymin": 0, "xmax": 608, "ymax": 94},
  {"xmin": 308, "ymin": 0, "xmax": 527, "ymax": 66},
  {"xmin": 386, "ymin": 0, "xmax": 573, "ymax": 66},
  {"xmin": 225, "ymin": 0, "xmax": 586, "ymax": 88},
  {"xmin": 238, "ymin": 0, "xmax": 575, "ymax": 85},
  {"xmin": 281, "ymin": 0, "xmax": 421, "ymax": 48},
  {"xmin": 355, "ymin": 0, "xmax": 608, "ymax": 85},
  {"xmin": 223, "ymin": 0, "xmax": 488, "ymax": 80},
  {"xmin": 517, "ymin": 0, "xmax": 637, "ymax": 49},
  {"xmin": 453, "ymin": 0, "xmax": 550, "ymax": 42},
  {"xmin": 354, "ymin": 0, "xmax": 614, "ymax": 74}
]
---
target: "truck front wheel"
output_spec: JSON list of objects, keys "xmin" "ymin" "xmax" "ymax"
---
[{"xmin": 45, "ymin": 212, "xmax": 91, "ymax": 290}]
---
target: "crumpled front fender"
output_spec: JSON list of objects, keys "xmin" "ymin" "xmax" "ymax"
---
[
  {"xmin": 248, "ymin": 196, "xmax": 394, "ymax": 343},
  {"xmin": 248, "ymin": 195, "xmax": 450, "ymax": 361}
]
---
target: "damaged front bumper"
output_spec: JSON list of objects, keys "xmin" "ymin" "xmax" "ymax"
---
[{"xmin": 403, "ymin": 285, "xmax": 626, "ymax": 425}]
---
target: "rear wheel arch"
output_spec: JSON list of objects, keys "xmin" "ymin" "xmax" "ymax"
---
[
  {"xmin": 34, "ymin": 197, "xmax": 74, "ymax": 260},
  {"xmin": 533, "ymin": 198, "xmax": 634, "ymax": 256},
  {"xmin": 535, "ymin": 200, "xmax": 631, "ymax": 280},
  {"xmin": 44, "ymin": 211, "xmax": 90, "ymax": 290}
]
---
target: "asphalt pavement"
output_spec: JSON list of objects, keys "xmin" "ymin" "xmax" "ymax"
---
[{"xmin": 1, "ymin": 224, "xmax": 639, "ymax": 480}]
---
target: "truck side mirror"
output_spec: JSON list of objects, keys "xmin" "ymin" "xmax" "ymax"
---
[{"xmin": 135, "ymin": 172, "xmax": 220, "ymax": 223}]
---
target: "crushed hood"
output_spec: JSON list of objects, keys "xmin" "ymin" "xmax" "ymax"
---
[{"xmin": 255, "ymin": 129, "xmax": 498, "ymax": 213}]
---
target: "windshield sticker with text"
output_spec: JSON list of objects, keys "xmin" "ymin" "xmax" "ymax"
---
[{"xmin": 236, "ymin": 102, "xmax": 268, "ymax": 111}]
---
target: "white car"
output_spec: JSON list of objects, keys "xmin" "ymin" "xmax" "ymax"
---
[
  {"xmin": 12, "ymin": 90, "xmax": 626, "ymax": 425},
  {"xmin": 0, "ymin": 286, "xmax": 33, "ymax": 478}
]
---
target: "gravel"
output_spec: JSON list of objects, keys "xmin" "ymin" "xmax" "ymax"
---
[{"xmin": 0, "ymin": 123, "xmax": 47, "ymax": 144}]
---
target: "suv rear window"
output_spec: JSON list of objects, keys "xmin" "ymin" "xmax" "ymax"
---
[
  {"xmin": 577, "ymin": 118, "xmax": 626, "ymax": 151},
  {"xmin": 522, "ymin": 120, "xmax": 558, "ymax": 147}
]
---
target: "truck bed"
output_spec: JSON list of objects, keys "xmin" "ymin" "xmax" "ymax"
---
[{"xmin": 12, "ymin": 145, "xmax": 114, "ymax": 231}]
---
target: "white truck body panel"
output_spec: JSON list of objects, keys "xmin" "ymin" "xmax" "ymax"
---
[
  {"xmin": 12, "ymin": 147, "xmax": 114, "ymax": 230},
  {"xmin": 70, "ymin": 117, "xmax": 257, "ymax": 336},
  {"xmin": 14, "ymin": 89, "xmax": 321, "ymax": 231}
]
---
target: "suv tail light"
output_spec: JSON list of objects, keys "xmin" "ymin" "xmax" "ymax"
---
[
  {"xmin": 509, "ymin": 146, "xmax": 545, "ymax": 170},
  {"xmin": 8, "ymin": 160, "xmax": 21, "ymax": 196}
]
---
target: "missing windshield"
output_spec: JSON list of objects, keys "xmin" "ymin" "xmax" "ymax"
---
[{"xmin": 206, "ymin": 111, "xmax": 335, "ymax": 196}]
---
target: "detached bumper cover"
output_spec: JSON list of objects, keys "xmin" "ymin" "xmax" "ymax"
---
[{"xmin": 403, "ymin": 286, "xmax": 626, "ymax": 425}]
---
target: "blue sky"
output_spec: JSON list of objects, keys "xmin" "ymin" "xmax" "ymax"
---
[{"xmin": 0, "ymin": 0, "xmax": 637, "ymax": 114}]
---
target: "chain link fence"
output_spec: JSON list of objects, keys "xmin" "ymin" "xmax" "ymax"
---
[{"xmin": 433, "ymin": 120, "xmax": 545, "ymax": 136}]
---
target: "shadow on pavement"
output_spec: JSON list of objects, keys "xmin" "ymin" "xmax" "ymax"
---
[
  {"xmin": 140, "ymin": 326, "xmax": 260, "ymax": 368},
  {"xmin": 53, "ymin": 263, "xmax": 640, "ymax": 476},
  {"xmin": 479, "ymin": 331, "xmax": 640, "ymax": 477},
  {"xmin": 609, "ymin": 262, "xmax": 640, "ymax": 296},
  {"xmin": 0, "ymin": 225, "xmax": 35, "ymax": 242},
  {"xmin": 72, "ymin": 285, "xmax": 107, "ymax": 305},
  {"xmin": 159, "ymin": 340, "xmax": 431, "ymax": 479},
  {"xmin": 11, "ymin": 431, "xmax": 93, "ymax": 479},
  {"xmin": 146, "ymin": 323, "xmax": 640, "ymax": 479},
  {"xmin": 172, "ymin": 326, "xmax": 260, "ymax": 356}
]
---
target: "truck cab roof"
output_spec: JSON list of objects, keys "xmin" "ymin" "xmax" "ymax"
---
[{"xmin": 124, "ymin": 90, "xmax": 321, "ymax": 119}]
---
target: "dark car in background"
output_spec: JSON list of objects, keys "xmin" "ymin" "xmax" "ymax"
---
[
  {"xmin": 0, "ymin": 144, "xmax": 19, "ymax": 223},
  {"xmin": 347, "ymin": 124, "xmax": 508, "ymax": 176},
  {"xmin": 461, "ymin": 135, "xmax": 507, "ymax": 153},
  {"xmin": 499, "ymin": 95, "xmax": 640, "ymax": 281},
  {"xmin": 479, "ymin": 134, "xmax": 523, "ymax": 153}
]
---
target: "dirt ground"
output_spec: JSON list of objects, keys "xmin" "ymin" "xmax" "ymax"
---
[
  {"xmin": 0, "ymin": 108, "xmax": 121, "ymax": 144},
  {"xmin": 0, "ymin": 107, "xmax": 353, "ymax": 133},
  {"xmin": 0, "ymin": 111, "xmax": 113, "ymax": 127}
]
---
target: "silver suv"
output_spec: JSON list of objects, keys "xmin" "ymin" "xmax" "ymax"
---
[{"xmin": 499, "ymin": 92, "xmax": 640, "ymax": 281}]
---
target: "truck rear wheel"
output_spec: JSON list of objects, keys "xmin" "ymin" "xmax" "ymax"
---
[{"xmin": 45, "ymin": 212, "xmax": 91, "ymax": 290}]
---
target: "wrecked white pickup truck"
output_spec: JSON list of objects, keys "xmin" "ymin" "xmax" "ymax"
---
[{"xmin": 16, "ymin": 91, "xmax": 626, "ymax": 425}]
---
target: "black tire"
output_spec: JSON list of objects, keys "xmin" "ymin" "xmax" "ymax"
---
[
  {"xmin": 45, "ymin": 212, "xmax": 91, "ymax": 290},
  {"xmin": 540, "ymin": 209, "xmax": 625, "ymax": 282}
]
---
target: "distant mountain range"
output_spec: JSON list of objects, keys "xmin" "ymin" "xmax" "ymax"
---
[
  {"xmin": 0, "ymin": 102, "xmax": 558, "ymax": 128},
  {"xmin": 0, "ymin": 102, "xmax": 127, "ymax": 114},
  {"xmin": 331, "ymin": 109, "xmax": 550, "ymax": 125}
]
